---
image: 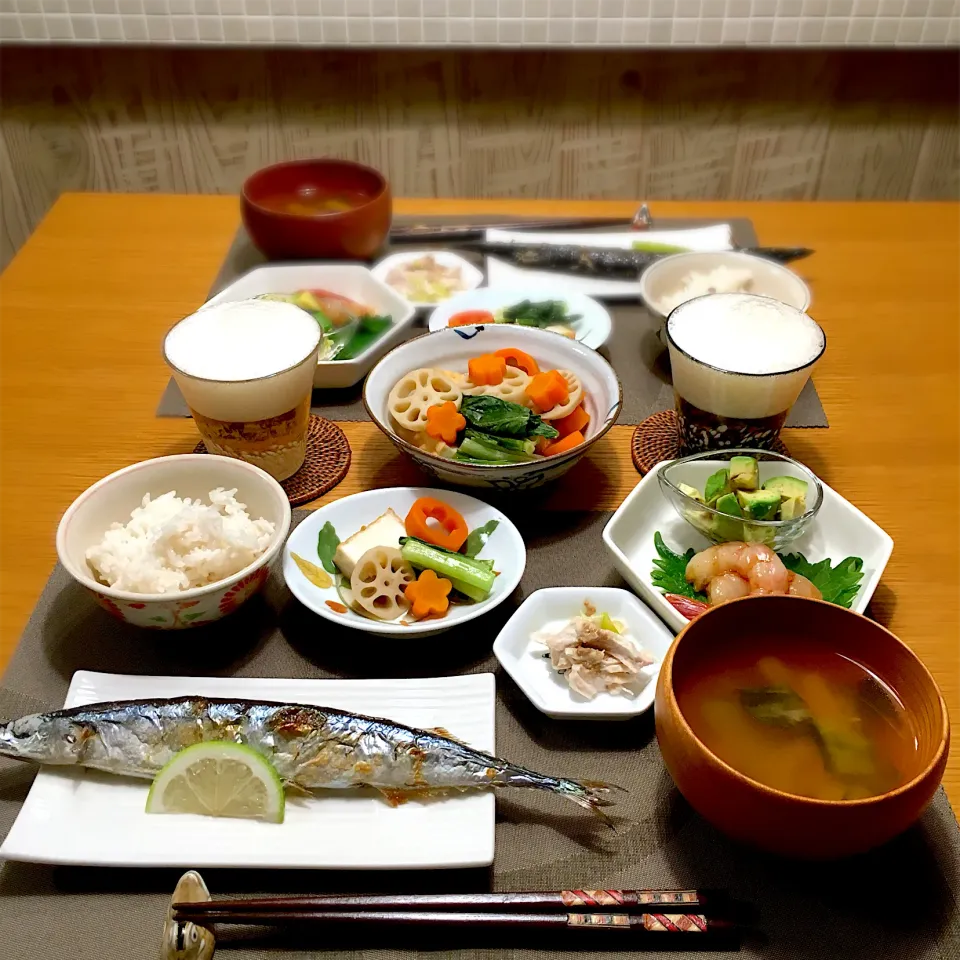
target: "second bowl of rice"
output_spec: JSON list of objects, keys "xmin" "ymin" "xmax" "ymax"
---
[{"xmin": 56, "ymin": 454, "xmax": 291, "ymax": 629}]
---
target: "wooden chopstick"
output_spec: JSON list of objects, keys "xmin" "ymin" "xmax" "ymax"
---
[
  {"xmin": 172, "ymin": 907, "xmax": 732, "ymax": 934},
  {"xmin": 174, "ymin": 888, "xmax": 708, "ymax": 915}
]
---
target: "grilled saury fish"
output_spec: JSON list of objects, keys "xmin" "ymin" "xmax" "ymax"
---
[
  {"xmin": 0, "ymin": 697, "xmax": 619, "ymax": 820},
  {"xmin": 460, "ymin": 241, "xmax": 814, "ymax": 278}
]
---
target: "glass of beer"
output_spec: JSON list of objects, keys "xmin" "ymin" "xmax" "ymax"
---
[
  {"xmin": 666, "ymin": 292, "xmax": 825, "ymax": 453},
  {"xmin": 164, "ymin": 298, "xmax": 321, "ymax": 481}
]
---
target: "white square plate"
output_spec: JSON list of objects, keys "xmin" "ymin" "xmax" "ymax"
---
[
  {"xmin": 484, "ymin": 225, "xmax": 733, "ymax": 299},
  {"xmin": 203, "ymin": 264, "xmax": 416, "ymax": 389},
  {"xmin": 602, "ymin": 461, "xmax": 894, "ymax": 633},
  {"xmin": 0, "ymin": 672, "xmax": 496, "ymax": 869},
  {"xmin": 492, "ymin": 587, "xmax": 673, "ymax": 720}
]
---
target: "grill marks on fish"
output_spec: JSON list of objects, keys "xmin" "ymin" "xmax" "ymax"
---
[{"xmin": 0, "ymin": 696, "xmax": 621, "ymax": 823}]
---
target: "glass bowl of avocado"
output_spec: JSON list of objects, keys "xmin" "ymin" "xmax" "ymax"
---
[{"xmin": 658, "ymin": 449, "xmax": 823, "ymax": 551}]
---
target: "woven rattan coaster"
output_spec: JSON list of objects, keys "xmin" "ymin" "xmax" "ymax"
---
[
  {"xmin": 631, "ymin": 409, "xmax": 789, "ymax": 475},
  {"xmin": 194, "ymin": 415, "xmax": 351, "ymax": 506}
]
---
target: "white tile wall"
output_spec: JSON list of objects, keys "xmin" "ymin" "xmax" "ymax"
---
[{"xmin": 1, "ymin": 0, "xmax": 956, "ymax": 45}]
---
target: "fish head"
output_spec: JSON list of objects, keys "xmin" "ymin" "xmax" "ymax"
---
[{"xmin": 0, "ymin": 713, "xmax": 90, "ymax": 765}]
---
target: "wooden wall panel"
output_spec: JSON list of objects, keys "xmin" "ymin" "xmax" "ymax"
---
[{"xmin": 1, "ymin": 46, "xmax": 957, "ymax": 270}]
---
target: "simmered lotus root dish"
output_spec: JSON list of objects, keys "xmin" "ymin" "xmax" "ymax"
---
[
  {"xmin": 386, "ymin": 345, "xmax": 595, "ymax": 464},
  {"xmin": 387, "ymin": 368, "xmax": 463, "ymax": 432},
  {"xmin": 350, "ymin": 546, "xmax": 414, "ymax": 619},
  {"xmin": 463, "ymin": 365, "xmax": 532, "ymax": 405}
]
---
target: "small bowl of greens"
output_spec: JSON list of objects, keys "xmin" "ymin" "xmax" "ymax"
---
[
  {"xmin": 428, "ymin": 287, "xmax": 613, "ymax": 350},
  {"xmin": 201, "ymin": 264, "xmax": 416, "ymax": 389},
  {"xmin": 659, "ymin": 449, "xmax": 823, "ymax": 552}
]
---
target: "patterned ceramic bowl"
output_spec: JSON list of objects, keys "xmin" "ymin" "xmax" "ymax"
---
[
  {"xmin": 363, "ymin": 325, "xmax": 623, "ymax": 490},
  {"xmin": 56, "ymin": 455, "xmax": 291, "ymax": 629}
]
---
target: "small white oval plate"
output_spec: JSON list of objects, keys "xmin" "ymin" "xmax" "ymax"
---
[
  {"xmin": 283, "ymin": 486, "xmax": 526, "ymax": 636},
  {"xmin": 492, "ymin": 587, "xmax": 672, "ymax": 720},
  {"xmin": 427, "ymin": 287, "xmax": 613, "ymax": 350},
  {"xmin": 371, "ymin": 251, "xmax": 484, "ymax": 309}
]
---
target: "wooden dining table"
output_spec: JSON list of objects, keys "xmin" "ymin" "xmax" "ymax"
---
[{"xmin": 0, "ymin": 194, "xmax": 956, "ymax": 812}]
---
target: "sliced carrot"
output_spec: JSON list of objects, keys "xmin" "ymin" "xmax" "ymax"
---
[
  {"xmin": 493, "ymin": 347, "xmax": 540, "ymax": 376},
  {"xmin": 468, "ymin": 354, "xmax": 507, "ymax": 386},
  {"xmin": 325, "ymin": 600, "xmax": 349, "ymax": 614},
  {"xmin": 425, "ymin": 401, "xmax": 466, "ymax": 445},
  {"xmin": 405, "ymin": 496, "xmax": 469, "ymax": 552},
  {"xmin": 552, "ymin": 403, "xmax": 590, "ymax": 438},
  {"xmin": 403, "ymin": 569, "xmax": 452, "ymax": 619},
  {"xmin": 525, "ymin": 370, "xmax": 569, "ymax": 412},
  {"xmin": 541, "ymin": 430, "xmax": 585, "ymax": 457},
  {"xmin": 448, "ymin": 310, "xmax": 495, "ymax": 327}
]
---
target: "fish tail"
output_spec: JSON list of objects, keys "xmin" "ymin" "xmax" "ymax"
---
[
  {"xmin": 496, "ymin": 765, "xmax": 624, "ymax": 828},
  {"xmin": 0, "ymin": 720, "xmax": 22, "ymax": 761}
]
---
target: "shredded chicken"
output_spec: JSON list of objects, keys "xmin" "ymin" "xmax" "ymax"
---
[{"xmin": 533, "ymin": 615, "xmax": 655, "ymax": 700}]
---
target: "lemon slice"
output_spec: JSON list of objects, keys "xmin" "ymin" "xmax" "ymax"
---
[{"xmin": 145, "ymin": 742, "xmax": 285, "ymax": 823}]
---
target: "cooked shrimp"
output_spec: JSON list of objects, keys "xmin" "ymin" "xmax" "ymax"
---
[
  {"xmin": 788, "ymin": 572, "xmax": 822, "ymax": 599},
  {"xmin": 686, "ymin": 541, "xmax": 805, "ymax": 606},
  {"xmin": 708, "ymin": 572, "xmax": 751, "ymax": 605},
  {"xmin": 685, "ymin": 542, "xmax": 746, "ymax": 591}
]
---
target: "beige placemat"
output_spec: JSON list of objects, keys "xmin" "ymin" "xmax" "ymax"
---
[
  {"xmin": 1, "ymin": 511, "xmax": 956, "ymax": 959},
  {"xmin": 156, "ymin": 218, "xmax": 828, "ymax": 428}
]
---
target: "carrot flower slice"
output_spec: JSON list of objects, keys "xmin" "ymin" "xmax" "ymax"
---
[
  {"xmin": 493, "ymin": 347, "xmax": 539, "ymax": 376},
  {"xmin": 405, "ymin": 496, "xmax": 469, "ymax": 552},
  {"xmin": 468, "ymin": 354, "xmax": 507, "ymax": 386},
  {"xmin": 526, "ymin": 369, "xmax": 569, "ymax": 412},
  {"xmin": 403, "ymin": 569, "xmax": 452, "ymax": 619},
  {"xmin": 425, "ymin": 401, "xmax": 466, "ymax": 445}
]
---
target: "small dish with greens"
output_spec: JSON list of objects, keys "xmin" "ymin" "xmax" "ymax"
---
[
  {"xmin": 428, "ymin": 287, "xmax": 612, "ymax": 350},
  {"xmin": 200, "ymin": 264, "xmax": 416, "ymax": 389},
  {"xmin": 283, "ymin": 486, "xmax": 526, "ymax": 636},
  {"xmin": 602, "ymin": 459, "xmax": 893, "ymax": 634}
]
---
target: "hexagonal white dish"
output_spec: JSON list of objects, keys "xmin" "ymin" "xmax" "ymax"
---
[
  {"xmin": 492, "ymin": 587, "xmax": 673, "ymax": 720},
  {"xmin": 0, "ymin": 671, "xmax": 496, "ymax": 869},
  {"xmin": 602, "ymin": 460, "xmax": 894, "ymax": 634},
  {"xmin": 427, "ymin": 286, "xmax": 613, "ymax": 350},
  {"xmin": 202, "ymin": 264, "xmax": 416, "ymax": 389},
  {"xmin": 371, "ymin": 250, "xmax": 484, "ymax": 309},
  {"xmin": 283, "ymin": 486, "xmax": 525, "ymax": 636}
]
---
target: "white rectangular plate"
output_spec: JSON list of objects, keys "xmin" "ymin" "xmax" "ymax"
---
[
  {"xmin": 484, "ymin": 225, "xmax": 733, "ymax": 299},
  {"xmin": 602, "ymin": 461, "xmax": 894, "ymax": 634},
  {"xmin": 0, "ymin": 672, "xmax": 496, "ymax": 870}
]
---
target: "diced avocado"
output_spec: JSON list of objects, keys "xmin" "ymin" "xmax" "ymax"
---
[
  {"xmin": 677, "ymin": 482, "xmax": 704, "ymax": 503},
  {"xmin": 729, "ymin": 456, "xmax": 760, "ymax": 491},
  {"xmin": 742, "ymin": 522, "xmax": 777, "ymax": 545},
  {"xmin": 710, "ymin": 513, "xmax": 746, "ymax": 542},
  {"xmin": 714, "ymin": 492, "xmax": 744, "ymax": 518},
  {"xmin": 736, "ymin": 489, "xmax": 782, "ymax": 520},
  {"xmin": 294, "ymin": 290, "xmax": 323, "ymax": 312},
  {"xmin": 778, "ymin": 496, "xmax": 806, "ymax": 521},
  {"xmin": 704, "ymin": 468, "xmax": 731, "ymax": 505},
  {"xmin": 763, "ymin": 475, "xmax": 809, "ymax": 502}
]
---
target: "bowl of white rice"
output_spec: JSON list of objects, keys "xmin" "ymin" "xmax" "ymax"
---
[
  {"xmin": 639, "ymin": 250, "xmax": 811, "ymax": 323},
  {"xmin": 56, "ymin": 454, "xmax": 291, "ymax": 629}
]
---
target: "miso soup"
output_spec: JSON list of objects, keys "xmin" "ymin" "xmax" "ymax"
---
[{"xmin": 676, "ymin": 637, "xmax": 921, "ymax": 801}]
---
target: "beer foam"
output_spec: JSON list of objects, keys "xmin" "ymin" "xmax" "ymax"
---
[
  {"xmin": 668, "ymin": 293, "xmax": 824, "ymax": 375},
  {"xmin": 165, "ymin": 298, "xmax": 321, "ymax": 381}
]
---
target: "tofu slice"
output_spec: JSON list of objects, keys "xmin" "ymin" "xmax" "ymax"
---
[{"xmin": 333, "ymin": 508, "xmax": 407, "ymax": 578}]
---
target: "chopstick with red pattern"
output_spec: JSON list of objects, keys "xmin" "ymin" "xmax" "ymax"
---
[
  {"xmin": 174, "ymin": 888, "xmax": 708, "ymax": 915},
  {"xmin": 172, "ymin": 906, "xmax": 729, "ymax": 935}
]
